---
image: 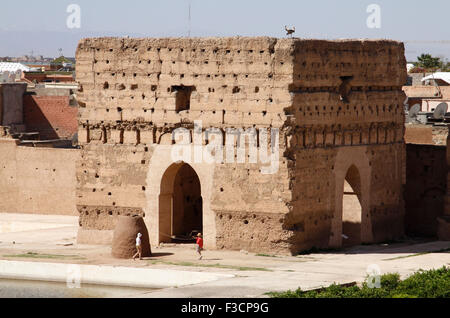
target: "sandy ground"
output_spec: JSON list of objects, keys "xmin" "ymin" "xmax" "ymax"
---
[{"xmin": 0, "ymin": 213, "xmax": 449, "ymax": 298}]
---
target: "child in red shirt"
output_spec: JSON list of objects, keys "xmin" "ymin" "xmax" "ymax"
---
[{"xmin": 196, "ymin": 233, "xmax": 203, "ymax": 260}]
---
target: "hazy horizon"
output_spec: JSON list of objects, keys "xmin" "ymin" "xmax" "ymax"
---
[{"xmin": 0, "ymin": 0, "xmax": 449, "ymax": 61}]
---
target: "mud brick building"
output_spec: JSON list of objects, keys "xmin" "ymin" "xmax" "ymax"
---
[{"xmin": 75, "ymin": 37, "xmax": 407, "ymax": 254}]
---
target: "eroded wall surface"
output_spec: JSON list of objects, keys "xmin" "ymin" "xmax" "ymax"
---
[
  {"xmin": 76, "ymin": 37, "xmax": 406, "ymax": 253},
  {"xmin": 405, "ymin": 144, "xmax": 446, "ymax": 237}
]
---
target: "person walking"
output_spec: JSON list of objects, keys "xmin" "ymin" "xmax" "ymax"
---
[
  {"xmin": 196, "ymin": 233, "xmax": 203, "ymax": 260},
  {"xmin": 133, "ymin": 233, "xmax": 143, "ymax": 260}
]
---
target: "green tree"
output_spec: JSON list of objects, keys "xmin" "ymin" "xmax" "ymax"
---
[
  {"xmin": 51, "ymin": 56, "xmax": 72, "ymax": 65},
  {"xmin": 414, "ymin": 54, "xmax": 442, "ymax": 70}
]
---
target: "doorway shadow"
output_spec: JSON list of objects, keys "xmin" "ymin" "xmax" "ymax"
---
[{"xmin": 146, "ymin": 252, "xmax": 174, "ymax": 258}]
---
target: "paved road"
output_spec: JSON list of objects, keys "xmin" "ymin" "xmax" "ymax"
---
[{"xmin": 0, "ymin": 213, "xmax": 449, "ymax": 298}]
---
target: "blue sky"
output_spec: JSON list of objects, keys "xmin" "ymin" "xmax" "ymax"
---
[{"xmin": 0, "ymin": 0, "xmax": 449, "ymax": 60}]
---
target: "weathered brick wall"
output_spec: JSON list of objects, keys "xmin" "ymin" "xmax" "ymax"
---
[
  {"xmin": 23, "ymin": 95, "xmax": 78, "ymax": 140},
  {"xmin": 283, "ymin": 40, "xmax": 407, "ymax": 250},
  {"xmin": 75, "ymin": 37, "xmax": 293, "ymax": 250},
  {"xmin": 76, "ymin": 37, "xmax": 407, "ymax": 253}
]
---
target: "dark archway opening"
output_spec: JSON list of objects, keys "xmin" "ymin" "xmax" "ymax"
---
[
  {"xmin": 159, "ymin": 163, "xmax": 202, "ymax": 243},
  {"xmin": 342, "ymin": 165, "xmax": 362, "ymax": 247}
]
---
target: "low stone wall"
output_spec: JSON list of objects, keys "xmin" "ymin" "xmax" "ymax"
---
[
  {"xmin": 405, "ymin": 124, "xmax": 448, "ymax": 146},
  {"xmin": 0, "ymin": 139, "xmax": 79, "ymax": 215}
]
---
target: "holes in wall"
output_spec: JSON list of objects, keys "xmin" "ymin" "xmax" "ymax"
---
[
  {"xmin": 232, "ymin": 86, "xmax": 240, "ymax": 94},
  {"xmin": 102, "ymin": 127, "xmax": 107, "ymax": 144},
  {"xmin": 172, "ymin": 85, "xmax": 196, "ymax": 113},
  {"xmin": 339, "ymin": 76, "xmax": 353, "ymax": 103},
  {"xmin": 136, "ymin": 130, "xmax": 141, "ymax": 144},
  {"xmin": 130, "ymin": 84, "xmax": 138, "ymax": 90},
  {"xmin": 151, "ymin": 85, "xmax": 157, "ymax": 91},
  {"xmin": 254, "ymin": 86, "xmax": 259, "ymax": 93},
  {"xmin": 119, "ymin": 129, "xmax": 124, "ymax": 144},
  {"xmin": 103, "ymin": 82, "xmax": 109, "ymax": 89}
]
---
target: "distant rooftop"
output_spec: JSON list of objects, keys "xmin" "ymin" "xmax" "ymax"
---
[
  {"xmin": 0, "ymin": 62, "xmax": 30, "ymax": 73},
  {"xmin": 422, "ymin": 72, "xmax": 450, "ymax": 85}
]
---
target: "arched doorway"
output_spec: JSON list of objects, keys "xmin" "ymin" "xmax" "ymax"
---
[
  {"xmin": 342, "ymin": 165, "xmax": 362, "ymax": 247},
  {"xmin": 159, "ymin": 162, "xmax": 202, "ymax": 243}
]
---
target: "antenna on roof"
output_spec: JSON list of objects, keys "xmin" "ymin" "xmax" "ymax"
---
[
  {"xmin": 431, "ymin": 73, "xmax": 443, "ymax": 98},
  {"xmin": 188, "ymin": 1, "xmax": 191, "ymax": 37}
]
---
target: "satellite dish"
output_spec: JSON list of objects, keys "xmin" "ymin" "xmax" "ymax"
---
[
  {"xmin": 408, "ymin": 104, "xmax": 420, "ymax": 120},
  {"xmin": 433, "ymin": 102, "xmax": 448, "ymax": 119}
]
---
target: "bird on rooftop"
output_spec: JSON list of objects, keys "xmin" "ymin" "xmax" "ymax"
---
[{"xmin": 285, "ymin": 26, "xmax": 295, "ymax": 37}]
